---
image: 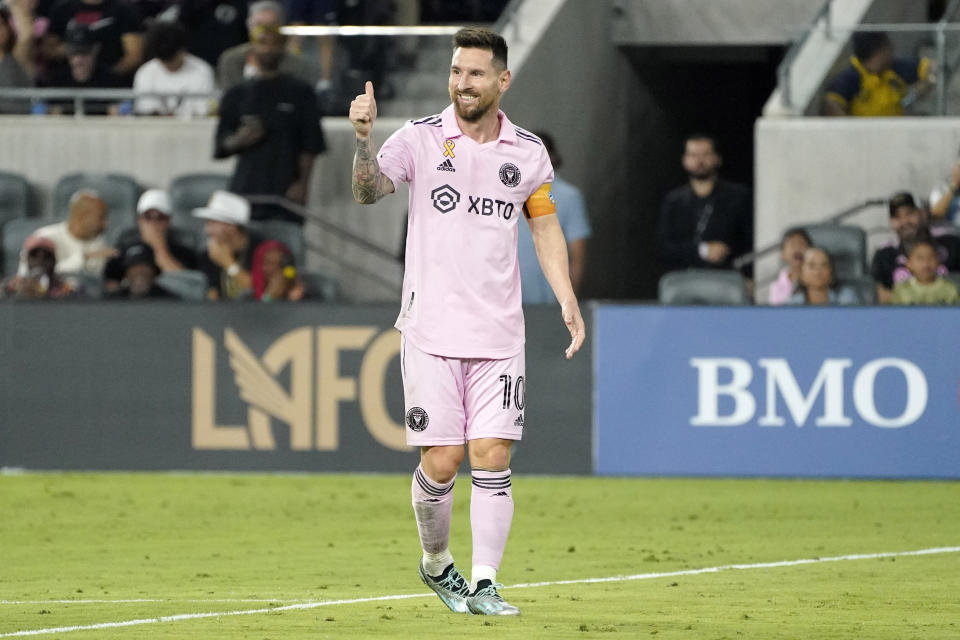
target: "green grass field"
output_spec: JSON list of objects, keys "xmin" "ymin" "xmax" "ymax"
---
[{"xmin": 1, "ymin": 473, "xmax": 959, "ymax": 639}]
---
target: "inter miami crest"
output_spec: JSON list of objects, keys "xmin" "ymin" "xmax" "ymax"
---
[
  {"xmin": 499, "ymin": 163, "xmax": 521, "ymax": 187},
  {"xmin": 406, "ymin": 407, "xmax": 429, "ymax": 432}
]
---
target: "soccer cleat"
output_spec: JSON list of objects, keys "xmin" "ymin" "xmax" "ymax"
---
[
  {"xmin": 418, "ymin": 562, "xmax": 471, "ymax": 613},
  {"xmin": 466, "ymin": 581, "xmax": 520, "ymax": 616}
]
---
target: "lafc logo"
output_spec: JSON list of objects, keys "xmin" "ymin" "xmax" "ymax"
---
[{"xmin": 192, "ymin": 327, "xmax": 412, "ymax": 452}]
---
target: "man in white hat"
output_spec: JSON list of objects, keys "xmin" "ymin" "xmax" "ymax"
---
[
  {"xmin": 104, "ymin": 188, "xmax": 198, "ymax": 291},
  {"xmin": 193, "ymin": 190, "xmax": 267, "ymax": 300}
]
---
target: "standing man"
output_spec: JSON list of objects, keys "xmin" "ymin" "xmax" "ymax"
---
[
  {"xmin": 655, "ymin": 134, "xmax": 752, "ymax": 273},
  {"xmin": 349, "ymin": 27, "xmax": 585, "ymax": 617},
  {"xmin": 214, "ymin": 24, "xmax": 324, "ymax": 224}
]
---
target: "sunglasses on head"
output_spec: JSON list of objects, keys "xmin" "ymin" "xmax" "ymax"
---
[{"xmin": 141, "ymin": 210, "xmax": 170, "ymax": 221}]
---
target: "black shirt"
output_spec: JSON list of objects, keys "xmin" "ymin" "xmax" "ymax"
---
[
  {"xmin": 103, "ymin": 228, "xmax": 199, "ymax": 283},
  {"xmin": 656, "ymin": 179, "xmax": 753, "ymax": 273},
  {"xmin": 197, "ymin": 230, "xmax": 266, "ymax": 300},
  {"xmin": 179, "ymin": 0, "xmax": 248, "ymax": 68},
  {"xmin": 48, "ymin": 0, "xmax": 144, "ymax": 83},
  {"xmin": 214, "ymin": 74, "xmax": 325, "ymax": 213},
  {"xmin": 871, "ymin": 235, "xmax": 960, "ymax": 290}
]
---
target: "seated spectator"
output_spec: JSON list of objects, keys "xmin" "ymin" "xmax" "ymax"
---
[
  {"xmin": 518, "ymin": 130, "xmax": 591, "ymax": 303},
  {"xmin": 768, "ymin": 227, "xmax": 812, "ymax": 306},
  {"xmin": 41, "ymin": 19, "xmax": 126, "ymax": 114},
  {"xmin": 655, "ymin": 134, "xmax": 752, "ymax": 274},
  {"xmin": 871, "ymin": 192, "xmax": 960, "ymax": 303},
  {"xmin": 133, "ymin": 20, "xmax": 215, "ymax": 117},
  {"xmin": 927, "ymin": 150, "xmax": 960, "ymax": 224},
  {"xmin": 1, "ymin": 235, "xmax": 80, "ymax": 299},
  {"xmin": 891, "ymin": 239, "xmax": 959, "ymax": 305},
  {"xmin": 0, "ymin": 0, "xmax": 33, "ymax": 114},
  {"xmin": 105, "ymin": 241, "xmax": 177, "ymax": 299},
  {"xmin": 824, "ymin": 31, "xmax": 933, "ymax": 117},
  {"xmin": 44, "ymin": 0, "xmax": 144, "ymax": 87},
  {"xmin": 160, "ymin": 0, "xmax": 247, "ymax": 70},
  {"xmin": 30, "ymin": 189, "xmax": 115, "ymax": 276},
  {"xmin": 251, "ymin": 239, "xmax": 306, "ymax": 301},
  {"xmin": 192, "ymin": 190, "xmax": 267, "ymax": 300},
  {"xmin": 786, "ymin": 247, "xmax": 859, "ymax": 306},
  {"xmin": 216, "ymin": 0, "xmax": 316, "ymax": 91},
  {"xmin": 103, "ymin": 188, "xmax": 197, "ymax": 291},
  {"xmin": 214, "ymin": 24, "xmax": 324, "ymax": 224}
]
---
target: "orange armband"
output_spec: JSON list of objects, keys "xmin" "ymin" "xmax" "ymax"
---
[{"xmin": 523, "ymin": 183, "xmax": 557, "ymax": 219}]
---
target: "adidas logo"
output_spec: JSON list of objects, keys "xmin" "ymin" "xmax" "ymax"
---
[
  {"xmin": 492, "ymin": 491, "xmax": 510, "ymax": 497},
  {"xmin": 436, "ymin": 158, "xmax": 455, "ymax": 172},
  {"xmin": 513, "ymin": 413, "xmax": 524, "ymax": 427},
  {"xmin": 424, "ymin": 498, "xmax": 441, "ymax": 503}
]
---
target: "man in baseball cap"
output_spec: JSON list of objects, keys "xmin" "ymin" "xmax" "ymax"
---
[
  {"xmin": 194, "ymin": 191, "xmax": 268, "ymax": 300},
  {"xmin": 104, "ymin": 188, "xmax": 198, "ymax": 292}
]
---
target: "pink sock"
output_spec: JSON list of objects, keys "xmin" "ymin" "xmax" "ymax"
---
[
  {"xmin": 470, "ymin": 468, "xmax": 514, "ymax": 571},
  {"xmin": 411, "ymin": 465, "xmax": 455, "ymax": 560}
]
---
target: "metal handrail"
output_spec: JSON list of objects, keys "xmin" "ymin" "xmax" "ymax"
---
[
  {"xmin": 245, "ymin": 195, "xmax": 402, "ymax": 294},
  {"xmin": 777, "ymin": 0, "xmax": 833, "ymax": 109},
  {"xmin": 732, "ymin": 197, "xmax": 886, "ymax": 271}
]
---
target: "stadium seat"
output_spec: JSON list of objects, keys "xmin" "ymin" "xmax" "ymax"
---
[
  {"xmin": 658, "ymin": 269, "xmax": 751, "ymax": 305},
  {"xmin": 52, "ymin": 172, "xmax": 141, "ymax": 230},
  {"xmin": 168, "ymin": 173, "xmax": 230, "ymax": 233},
  {"xmin": 837, "ymin": 276, "xmax": 876, "ymax": 304},
  {"xmin": 250, "ymin": 220, "xmax": 305, "ymax": 266},
  {"xmin": 0, "ymin": 171, "xmax": 32, "ymax": 228},
  {"xmin": 299, "ymin": 269, "xmax": 341, "ymax": 302},
  {"xmin": 156, "ymin": 269, "xmax": 209, "ymax": 301},
  {"xmin": 2, "ymin": 217, "xmax": 50, "ymax": 277},
  {"xmin": 802, "ymin": 224, "xmax": 867, "ymax": 280}
]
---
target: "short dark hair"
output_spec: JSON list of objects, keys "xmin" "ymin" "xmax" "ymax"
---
[
  {"xmin": 780, "ymin": 227, "xmax": 813, "ymax": 249},
  {"xmin": 904, "ymin": 237, "xmax": 937, "ymax": 259},
  {"xmin": 146, "ymin": 21, "xmax": 187, "ymax": 62},
  {"xmin": 0, "ymin": 3, "xmax": 17, "ymax": 54},
  {"xmin": 852, "ymin": 31, "xmax": 892, "ymax": 62},
  {"xmin": 888, "ymin": 191, "xmax": 917, "ymax": 217},
  {"xmin": 453, "ymin": 27, "xmax": 507, "ymax": 70},
  {"xmin": 684, "ymin": 133, "xmax": 719, "ymax": 155}
]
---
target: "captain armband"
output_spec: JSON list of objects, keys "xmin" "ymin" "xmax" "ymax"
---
[{"xmin": 523, "ymin": 183, "xmax": 557, "ymax": 219}]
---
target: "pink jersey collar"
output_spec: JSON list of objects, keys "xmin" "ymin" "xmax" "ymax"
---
[{"xmin": 440, "ymin": 104, "xmax": 519, "ymax": 145}]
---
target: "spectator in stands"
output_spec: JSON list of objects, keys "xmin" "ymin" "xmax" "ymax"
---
[
  {"xmin": 824, "ymin": 31, "xmax": 934, "ymax": 117},
  {"xmin": 214, "ymin": 24, "xmax": 324, "ymax": 224},
  {"xmin": 41, "ymin": 19, "xmax": 125, "ymax": 114},
  {"xmin": 30, "ymin": 189, "xmax": 115, "ymax": 276},
  {"xmin": 105, "ymin": 241, "xmax": 177, "ymax": 298},
  {"xmin": 871, "ymin": 191, "xmax": 960, "ymax": 303},
  {"xmin": 193, "ymin": 190, "xmax": 267, "ymax": 300},
  {"xmin": 44, "ymin": 0, "xmax": 145, "ymax": 87},
  {"xmin": 517, "ymin": 130, "xmax": 590, "ymax": 303},
  {"xmin": 103, "ymin": 188, "xmax": 197, "ymax": 291},
  {"xmin": 216, "ymin": 0, "xmax": 316, "ymax": 91},
  {"xmin": 656, "ymin": 134, "xmax": 752, "ymax": 274},
  {"xmin": 133, "ymin": 20, "xmax": 215, "ymax": 117},
  {"xmin": 786, "ymin": 247, "xmax": 859, "ymax": 306},
  {"xmin": 768, "ymin": 227, "xmax": 813, "ymax": 306},
  {"xmin": 157, "ymin": 0, "xmax": 247, "ymax": 70},
  {"xmin": 891, "ymin": 238, "xmax": 959, "ymax": 305},
  {"xmin": 251, "ymin": 239, "xmax": 306, "ymax": 301},
  {"xmin": 1, "ymin": 235, "xmax": 79, "ymax": 299},
  {"xmin": 927, "ymin": 150, "xmax": 960, "ymax": 224},
  {"xmin": 285, "ymin": 0, "xmax": 337, "ymax": 95},
  {"xmin": 0, "ymin": 0, "xmax": 34, "ymax": 113}
]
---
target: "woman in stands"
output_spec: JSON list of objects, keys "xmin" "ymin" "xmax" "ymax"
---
[
  {"xmin": 786, "ymin": 247, "xmax": 859, "ymax": 306},
  {"xmin": 250, "ymin": 240, "xmax": 306, "ymax": 302}
]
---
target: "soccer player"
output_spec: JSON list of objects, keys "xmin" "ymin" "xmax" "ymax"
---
[{"xmin": 348, "ymin": 27, "xmax": 585, "ymax": 616}]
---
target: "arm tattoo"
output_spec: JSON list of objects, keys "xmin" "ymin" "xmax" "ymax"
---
[{"xmin": 352, "ymin": 138, "xmax": 387, "ymax": 204}]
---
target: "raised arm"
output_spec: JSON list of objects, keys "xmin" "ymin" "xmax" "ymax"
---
[
  {"xmin": 527, "ymin": 203, "xmax": 586, "ymax": 360},
  {"xmin": 349, "ymin": 81, "xmax": 395, "ymax": 204}
]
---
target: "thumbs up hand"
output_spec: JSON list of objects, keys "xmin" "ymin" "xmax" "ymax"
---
[{"xmin": 349, "ymin": 81, "xmax": 377, "ymax": 138}]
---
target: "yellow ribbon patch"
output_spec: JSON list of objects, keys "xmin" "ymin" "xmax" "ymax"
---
[{"xmin": 442, "ymin": 139, "xmax": 455, "ymax": 158}]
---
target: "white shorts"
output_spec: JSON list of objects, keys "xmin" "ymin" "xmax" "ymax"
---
[{"xmin": 401, "ymin": 335, "xmax": 526, "ymax": 446}]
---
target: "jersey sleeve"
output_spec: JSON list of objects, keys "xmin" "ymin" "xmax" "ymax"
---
[
  {"xmin": 522, "ymin": 143, "xmax": 556, "ymax": 219},
  {"xmin": 377, "ymin": 122, "xmax": 416, "ymax": 185}
]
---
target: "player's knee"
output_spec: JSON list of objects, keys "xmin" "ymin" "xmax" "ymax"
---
[
  {"xmin": 420, "ymin": 446, "xmax": 464, "ymax": 483},
  {"xmin": 468, "ymin": 440, "xmax": 512, "ymax": 471}
]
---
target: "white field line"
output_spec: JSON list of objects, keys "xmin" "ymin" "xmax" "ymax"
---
[
  {"xmin": 1, "ymin": 545, "xmax": 958, "ymax": 638},
  {"xmin": 0, "ymin": 599, "xmax": 309, "ymax": 605}
]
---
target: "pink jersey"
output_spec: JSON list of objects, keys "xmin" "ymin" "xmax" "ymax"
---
[{"xmin": 377, "ymin": 105, "xmax": 555, "ymax": 359}]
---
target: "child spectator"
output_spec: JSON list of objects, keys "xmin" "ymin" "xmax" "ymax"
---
[
  {"xmin": 891, "ymin": 239, "xmax": 960, "ymax": 305},
  {"xmin": 1, "ymin": 235, "xmax": 79, "ymax": 299},
  {"xmin": 105, "ymin": 241, "xmax": 177, "ymax": 299},
  {"xmin": 250, "ymin": 239, "xmax": 305, "ymax": 301},
  {"xmin": 786, "ymin": 247, "xmax": 860, "ymax": 306},
  {"xmin": 768, "ymin": 227, "xmax": 812, "ymax": 306}
]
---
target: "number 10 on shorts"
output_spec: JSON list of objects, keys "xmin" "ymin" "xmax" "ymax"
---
[{"xmin": 499, "ymin": 374, "xmax": 525, "ymax": 411}]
